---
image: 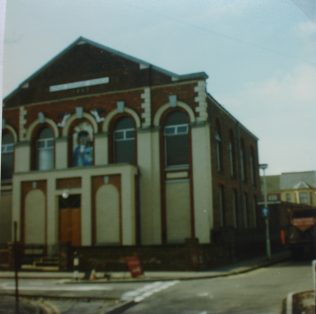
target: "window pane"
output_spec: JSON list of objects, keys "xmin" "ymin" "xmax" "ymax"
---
[
  {"xmin": 115, "ymin": 117, "xmax": 134, "ymax": 129},
  {"xmin": 35, "ymin": 127, "xmax": 55, "ymax": 170},
  {"xmin": 125, "ymin": 130, "xmax": 136, "ymax": 139},
  {"xmin": 165, "ymin": 135, "xmax": 189, "ymax": 166},
  {"xmin": 177, "ymin": 125, "xmax": 188, "ymax": 134},
  {"xmin": 299, "ymin": 192, "xmax": 310, "ymax": 204},
  {"xmin": 37, "ymin": 140, "xmax": 45, "ymax": 149},
  {"xmin": 112, "ymin": 117, "xmax": 136, "ymax": 163},
  {"xmin": 1, "ymin": 153, "xmax": 14, "ymax": 180},
  {"xmin": 165, "ymin": 111, "xmax": 188, "ymax": 125},
  {"xmin": 47, "ymin": 139, "xmax": 54, "ymax": 147},
  {"xmin": 115, "ymin": 141, "xmax": 136, "ymax": 163},
  {"xmin": 164, "ymin": 126, "xmax": 175, "ymax": 135},
  {"xmin": 39, "ymin": 127, "xmax": 54, "ymax": 139},
  {"xmin": 1, "ymin": 132, "xmax": 14, "ymax": 180},
  {"xmin": 38, "ymin": 149, "xmax": 54, "ymax": 170},
  {"xmin": 163, "ymin": 111, "xmax": 190, "ymax": 167},
  {"xmin": 2, "ymin": 133, "xmax": 14, "ymax": 145},
  {"xmin": 114, "ymin": 131, "xmax": 124, "ymax": 141}
]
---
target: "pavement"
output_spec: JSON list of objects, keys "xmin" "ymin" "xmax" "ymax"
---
[
  {"xmin": 0, "ymin": 250, "xmax": 290, "ymax": 283},
  {"xmin": 0, "ymin": 250, "xmax": 291, "ymax": 314}
]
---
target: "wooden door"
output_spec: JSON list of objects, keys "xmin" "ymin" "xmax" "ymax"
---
[{"xmin": 59, "ymin": 208, "xmax": 81, "ymax": 246}]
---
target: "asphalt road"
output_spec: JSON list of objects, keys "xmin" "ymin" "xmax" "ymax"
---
[
  {"xmin": 123, "ymin": 261, "xmax": 312, "ymax": 314},
  {"xmin": 0, "ymin": 260, "xmax": 312, "ymax": 313}
]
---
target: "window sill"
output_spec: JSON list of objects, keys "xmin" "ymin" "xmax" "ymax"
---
[{"xmin": 165, "ymin": 165, "xmax": 189, "ymax": 172}]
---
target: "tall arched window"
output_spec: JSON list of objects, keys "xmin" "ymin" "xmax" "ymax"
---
[
  {"xmin": 1, "ymin": 131, "xmax": 15, "ymax": 180},
  {"xmin": 240, "ymin": 139, "xmax": 247, "ymax": 181},
  {"xmin": 228, "ymin": 131, "xmax": 236, "ymax": 177},
  {"xmin": 215, "ymin": 122, "xmax": 223, "ymax": 172},
  {"xmin": 218, "ymin": 184, "xmax": 226, "ymax": 227},
  {"xmin": 36, "ymin": 127, "xmax": 54, "ymax": 170},
  {"xmin": 250, "ymin": 146, "xmax": 257, "ymax": 186},
  {"xmin": 163, "ymin": 111, "xmax": 189, "ymax": 167},
  {"xmin": 112, "ymin": 116, "xmax": 136, "ymax": 164}
]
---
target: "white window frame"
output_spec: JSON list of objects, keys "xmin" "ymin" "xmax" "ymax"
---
[
  {"xmin": 113, "ymin": 128, "xmax": 136, "ymax": 142},
  {"xmin": 1, "ymin": 143, "xmax": 14, "ymax": 153},
  {"xmin": 37, "ymin": 138, "xmax": 54, "ymax": 150},
  {"xmin": 164, "ymin": 124, "xmax": 189, "ymax": 136}
]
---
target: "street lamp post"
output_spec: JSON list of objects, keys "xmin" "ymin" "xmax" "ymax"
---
[{"xmin": 259, "ymin": 163, "xmax": 271, "ymax": 259}]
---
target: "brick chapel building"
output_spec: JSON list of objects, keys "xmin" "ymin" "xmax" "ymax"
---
[{"xmin": 1, "ymin": 37, "xmax": 262, "ymax": 267}]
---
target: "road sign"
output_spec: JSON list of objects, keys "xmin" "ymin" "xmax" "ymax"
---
[{"xmin": 262, "ymin": 207, "xmax": 269, "ymax": 218}]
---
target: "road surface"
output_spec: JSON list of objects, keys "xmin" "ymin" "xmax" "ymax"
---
[{"xmin": 0, "ymin": 260, "xmax": 312, "ymax": 313}]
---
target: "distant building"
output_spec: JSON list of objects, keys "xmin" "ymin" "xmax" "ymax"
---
[
  {"xmin": 1, "ymin": 37, "xmax": 261, "ymax": 268},
  {"xmin": 263, "ymin": 171, "xmax": 316, "ymax": 206}
]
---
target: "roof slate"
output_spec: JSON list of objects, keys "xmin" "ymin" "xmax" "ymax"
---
[
  {"xmin": 280, "ymin": 171, "xmax": 316, "ymax": 190},
  {"xmin": 4, "ymin": 36, "xmax": 208, "ymax": 104}
]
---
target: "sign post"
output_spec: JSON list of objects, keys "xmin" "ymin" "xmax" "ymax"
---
[
  {"xmin": 13, "ymin": 221, "xmax": 20, "ymax": 314},
  {"xmin": 313, "ymin": 260, "xmax": 316, "ymax": 310},
  {"xmin": 262, "ymin": 207, "xmax": 271, "ymax": 259},
  {"xmin": 259, "ymin": 163, "xmax": 271, "ymax": 260}
]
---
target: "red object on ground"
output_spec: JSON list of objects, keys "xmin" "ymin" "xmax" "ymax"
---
[
  {"xmin": 280, "ymin": 229, "xmax": 286, "ymax": 245},
  {"xmin": 127, "ymin": 256, "xmax": 143, "ymax": 278}
]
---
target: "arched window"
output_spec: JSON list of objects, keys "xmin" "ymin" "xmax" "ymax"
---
[
  {"xmin": 36, "ymin": 127, "xmax": 54, "ymax": 170},
  {"xmin": 228, "ymin": 131, "xmax": 236, "ymax": 177},
  {"xmin": 218, "ymin": 184, "xmax": 226, "ymax": 227},
  {"xmin": 215, "ymin": 122, "xmax": 223, "ymax": 172},
  {"xmin": 1, "ymin": 131, "xmax": 15, "ymax": 180},
  {"xmin": 112, "ymin": 116, "xmax": 136, "ymax": 164},
  {"xmin": 163, "ymin": 111, "xmax": 189, "ymax": 167},
  {"xmin": 250, "ymin": 146, "xmax": 257, "ymax": 185},
  {"xmin": 240, "ymin": 139, "xmax": 247, "ymax": 181},
  {"xmin": 243, "ymin": 192, "xmax": 249, "ymax": 228},
  {"xmin": 71, "ymin": 121, "xmax": 94, "ymax": 167}
]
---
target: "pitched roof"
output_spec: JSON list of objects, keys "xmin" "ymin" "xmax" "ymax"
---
[
  {"xmin": 280, "ymin": 171, "xmax": 316, "ymax": 190},
  {"xmin": 264, "ymin": 175, "xmax": 281, "ymax": 193},
  {"xmin": 4, "ymin": 36, "xmax": 208, "ymax": 103}
]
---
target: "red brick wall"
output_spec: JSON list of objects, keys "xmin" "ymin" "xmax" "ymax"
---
[{"xmin": 208, "ymin": 98, "xmax": 260, "ymax": 230}]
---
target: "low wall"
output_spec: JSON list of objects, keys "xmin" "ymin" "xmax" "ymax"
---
[{"xmin": 59, "ymin": 236, "xmax": 263, "ymax": 272}]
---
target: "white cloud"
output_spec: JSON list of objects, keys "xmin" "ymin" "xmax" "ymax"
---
[
  {"xmin": 250, "ymin": 65, "xmax": 316, "ymax": 106},
  {"xmin": 297, "ymin": 20, "xmax": 316, "ymax": 37},
  {"xmin": 296, "ymin": 20, "xmax": 316, "ymax": 55},
  {"xmin": 220, "ymin": 64, "xmax": 316, "ymax": 174}
]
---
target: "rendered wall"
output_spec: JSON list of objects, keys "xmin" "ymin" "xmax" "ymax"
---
[
  {"xmin": 24, "ymin": 189, "xmax": 45, "ymax": 244},
  {"xmin": 13, "ymin": 165, "xmax": 137, "ymax": 247},
  {"xmin": 191, "ymin": 124, "xmax": 213, "ymax": 243},
  {"xmin": 96, "ymin": 184, "xmax": 120, "ymax": 244},
  {"xmin": 166, "ymin": 179, "xmax": 191, "ymax": 243}
]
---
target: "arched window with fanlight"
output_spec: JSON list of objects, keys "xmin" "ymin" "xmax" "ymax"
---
[
  {"xmin": 163, "ymin": 111, "xmax": 190, "ymax": 168},
  {"xmin": 36, "ymin": 127, "xmax": 55, "ymax": 170},
  {"xmin": 1, "ymin": 131, "xmax": 15, "ymax": 180},
  {"xmin": 112, "ymin": 116, "xmax": 136, "ymax": 164}
]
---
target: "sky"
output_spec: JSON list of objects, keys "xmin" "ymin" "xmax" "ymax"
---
[{"xmin": 2, "ymin": 0, "xmax": 316, "ymax": 175}]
